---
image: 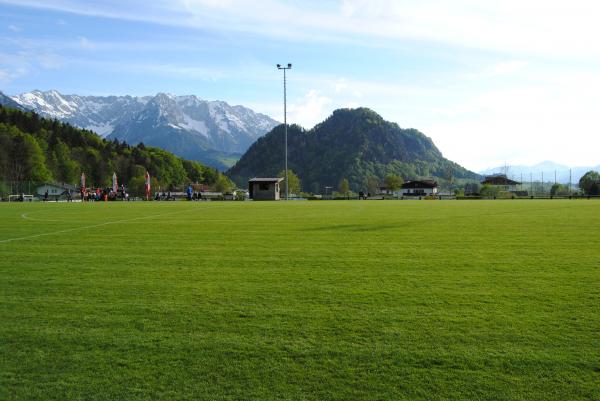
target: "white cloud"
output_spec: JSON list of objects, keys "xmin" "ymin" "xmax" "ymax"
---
[
  {"xmin": 77, "ymin": 36, "xmax": 95, "ymax": 50},
  {"xmin": 8, "ymin": 24, "xmax": 22, "ymax": 32},
  {"xmin": 0, "ymin": 26, "xmax": 67, "ymax": 84},
  {"xmin": 473, "ymin": 60, "xmax": 529, "ymax": 78},
  {"xmin": 0, "ymin": 66, "xmax": 27, "ymax": 83},
  {"xmin": 4, "ymin": 0, "xmax": 600, "ymax": 58},
  {"xmin": 332, "ymin": 78, "xmax": 363, "ymax": 98},
  {"xmin": 420, "ymin": 72, "xmax": 600, "ymax": 170},
  {"xmin": 288, "ymin": 90, "xmax": 333, "ymax": 128},
  {"xmin": 338, "ymin": 0, "xmax": 600, "ymax": 58},
  {"xmin": 0, "ymin": 47, "xmax": 64, "ymax": 84},
  {"xmin": 2, "ymin": 0, "xmax": 600, "ymax": 170},
  {"xmin": 334, "ymin": 78, "xmax": 348, "ymax": 93},
  {"xmin": 282, "ymin": 69, "xmax": 600, "ymax": 170}
]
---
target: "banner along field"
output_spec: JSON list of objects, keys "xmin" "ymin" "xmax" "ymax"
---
[{"xmin": 1, "ymin": 200, "xmax": 599, "ymax": 400}]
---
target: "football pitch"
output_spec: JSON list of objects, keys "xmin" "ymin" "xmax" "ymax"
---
[{"xmin": 1, "ymin": 200, "xmax": 599, "ymax": 401}]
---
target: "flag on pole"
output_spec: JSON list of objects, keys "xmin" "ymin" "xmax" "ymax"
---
[
  {"xmin": 145, "ymin": 171, "xmax": 151, "ymax": 200},
  {"xmin": 81, "ymin": 172, "xmax": 86, "ymax": 192},
  {"xmin": 112, "ymin": 172, "xmax": 118, "ymax": 193}
]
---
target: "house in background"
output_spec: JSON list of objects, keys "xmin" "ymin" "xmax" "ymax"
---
[
  {"xmin": 481, "ymin": 175, "xmax": 521, "ymax": 192},
  {"xmin": 378, "ymin": 185, "xmax": 400, "ymax": 196},
  {"xmin": 248, "ymin": 177, "xmax": 283, "ymax": 200},
  {"xmin": 36, "ymin": 182, "xmax": 77, "ymax": 198},
  {"xmin": 401, "ymin": 180, "xmax": 438, "ymax": 196}
]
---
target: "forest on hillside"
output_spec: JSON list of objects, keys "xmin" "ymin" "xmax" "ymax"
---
[
  {"xmin": 228, "ymin": 108, "xmax": 480, "ymax": 192},
  {"xmin": 0, "ymin": 105, "xmax": 232, "ymax": 196}
]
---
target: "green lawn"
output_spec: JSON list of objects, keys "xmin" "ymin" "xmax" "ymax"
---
[{"xmin": 1, "ymin": 200, "xmax": 599, "ymax": 401}]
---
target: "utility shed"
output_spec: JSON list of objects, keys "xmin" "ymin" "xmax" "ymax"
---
[{"xmin": 248, "ymin": 178, "xmax": 283, "ymax": 201}]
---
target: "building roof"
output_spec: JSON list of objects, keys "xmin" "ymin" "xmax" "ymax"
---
[
  {"xmin": 401, "ymin": 180, "xmax": 438, "ymax": 189},
  {"xmin": 481, "ymin": 175, "xmax": 521, "ymax": 185},
  {"xmin": 37, "ymin": 182, "xmax": 78, "ymax": 191},
  {"xmin": 249, "ymin": 177, "xmax": 284, "ymax": 183}
]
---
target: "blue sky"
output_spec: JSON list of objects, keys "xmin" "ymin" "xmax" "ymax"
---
[{"xmin": 1, "ymin": 0, "xmax": 600, "ymax": 171}]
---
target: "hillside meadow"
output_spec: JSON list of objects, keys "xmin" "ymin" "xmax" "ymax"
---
[{"xmin": 1, "ymin": 200, "xmax": 599, "ymax": 400}]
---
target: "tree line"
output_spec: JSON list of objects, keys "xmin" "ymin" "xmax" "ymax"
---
[{"xmin": 0, "ymin": 105, "xmax": 233, "ymax": 196}]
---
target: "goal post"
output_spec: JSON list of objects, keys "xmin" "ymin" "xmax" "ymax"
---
[{"xmin": 8, "ymin": 194, "xmax": 35, "ymax": 202}]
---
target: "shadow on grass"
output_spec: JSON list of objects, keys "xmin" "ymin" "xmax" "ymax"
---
[{"xmin": 299, "ymin": 202, "xmax": 600, "ymax": 234}]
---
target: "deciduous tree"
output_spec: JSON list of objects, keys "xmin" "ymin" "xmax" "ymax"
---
[
  {"xmin": 277, "ymin": 169, "xmax": 301, "ymax": 196},
  {"xmin": 339, "ymin": 178, "xmax": 349, "ymax": 197},
  {"xmin": 579, "ymin": 171, "xmax": 600, "ymax": 195},
  {"xmin": 384, "ymin": 174, "xmax": 403, "ymax": 192}
]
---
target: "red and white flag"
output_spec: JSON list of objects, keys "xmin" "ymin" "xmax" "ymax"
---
[
  {"xmin": 81, "ymin": 172, "xmax": 86, "ymax": 192},
  {"xmin": 145, "ymin": 171, "xmax": 151, "ymax": 199}
]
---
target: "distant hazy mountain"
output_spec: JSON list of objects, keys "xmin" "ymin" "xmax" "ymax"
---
[
  {"xmin": 228, "ymin": 107, "xmax": 480, "ymax": 192},
  {"xmin": 0, "ymin": 90, "xmax": 27, "ymax": 111},
  {"xmin": 480, "ymin": 161, "xmax": 600, "ymax": 183},
  {"xmin": 6, "ymin": 90, "xmax": 278, "ymax": 170}
]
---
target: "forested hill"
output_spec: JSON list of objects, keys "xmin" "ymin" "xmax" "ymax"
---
[
  {"xmin": 0, "ymin": 105, "xmax": 231, "ymax": 194},
  {"xmin": 227, "ymin": 108, "xmax": 479, "ymax": 192}
]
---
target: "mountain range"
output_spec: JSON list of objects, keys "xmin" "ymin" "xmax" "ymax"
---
[
  {"xmin": 480, "ymin": 161, "xmax": 600, "ymax": 184},
  {"xmin": 228, "ymin": 108, "xmax": 479, "ymax": 193},
  {"xmin": 0, "ymin": 90, "xmax": 278, "ymax": 170},
  {"xmin": 0, "ymin": 105, "xmax": 231, "ymax": 194}
]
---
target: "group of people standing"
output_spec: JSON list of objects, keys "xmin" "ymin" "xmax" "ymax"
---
[
  {"xmin": 39, "ymin": 186, "xmax": 130, "ymax": 202},
  {"xmin": 153, "ymin": 185, "xmax": 205, "ymax": 201},
  {"xmin": 80, "ymin": 185, "xmax": 129, "ymax": 202}
]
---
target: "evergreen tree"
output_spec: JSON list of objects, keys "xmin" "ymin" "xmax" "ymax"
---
[{"xmin": 0, "ymin": 105, "xmax": 230, "ymax": 191}]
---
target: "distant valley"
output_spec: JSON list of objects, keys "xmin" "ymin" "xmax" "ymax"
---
[{"xmin": 480, "ymin": 161, "xmax": 600, "ymax": 184}]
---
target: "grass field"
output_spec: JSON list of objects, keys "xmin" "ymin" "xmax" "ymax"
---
[{"xmin": 1, "ymin": 200, "xmax": 599, "ymax": 401}]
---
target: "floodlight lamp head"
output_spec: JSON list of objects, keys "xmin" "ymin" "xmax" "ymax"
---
[
  {"xmin": 287, "ymin": 63, "xmax": 292, "ymax": 68},
  {"xmin": 277, "ymin": 64, "xmax": 281, "ymax": 68}
]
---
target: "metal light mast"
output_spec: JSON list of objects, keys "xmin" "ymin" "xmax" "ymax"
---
[{"xmin": 277, "ymin": 63, "xmax": 292, "ymax": 200}]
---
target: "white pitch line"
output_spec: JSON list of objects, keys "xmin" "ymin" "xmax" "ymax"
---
[
  {"xmin": 2, "ymin": 205, "xmax": 226, "ymax": 244},
  {"xmin": 21, "ymin": 212, "xmax": 63, "ymax": 222}
]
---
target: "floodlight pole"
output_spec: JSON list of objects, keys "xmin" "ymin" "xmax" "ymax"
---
[
  {"xmin": 530, "ymin": 173, "xmax": 533, "ymax": 196},
  {"xmin": 569, "ymin": 169, "xmax": 572, "ymax": 195},
  {"xmin": 277, "ymin": 63, "xmax": 292, "ymax": 200}
]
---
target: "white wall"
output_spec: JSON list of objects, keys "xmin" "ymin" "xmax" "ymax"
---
[
  {"xmin": 36, "ymin": 185, "xmax": 65, "ymax": 196},
  {"xmin": 401, "ymin": 187, "xmax": 438, "ymax": 196}
]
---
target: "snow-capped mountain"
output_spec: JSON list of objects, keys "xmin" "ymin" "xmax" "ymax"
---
[
  {"xmin": 5, "ymin": 90, "xmax": 278, "ymax": 169},
  {"xmin": 0, "ymin": 90, "xmax": 27, "ymax": 111},
  {"xmin": 11, "ymin": 90, "xmax": 150, "ymax": 137},
  {"xmin": 110, "ymin": 93, "xmax": 277, "ymax": 156}
]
